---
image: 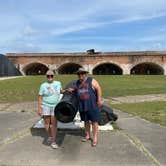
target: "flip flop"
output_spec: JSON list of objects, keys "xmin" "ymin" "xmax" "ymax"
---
[{"xmin": 81, "ymin": 137, "xmax": 91, "ymax": 142}]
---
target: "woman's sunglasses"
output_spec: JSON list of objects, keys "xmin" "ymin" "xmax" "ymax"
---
[{"xmin": 47, "ymin": 75, "xmax": 54, "ymax": 78}]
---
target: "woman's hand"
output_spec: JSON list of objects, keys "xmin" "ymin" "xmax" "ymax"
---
[
  {"xmin": 38, "ymin": 107, "xmax": 43, "ymax": 117},
  {"xmin": 66, "ymin": 88, "xmax": 75, "ymax": 93},
  {"xmin": 97, "ymin": 100, "xmax": 102, "ymax": 107}
]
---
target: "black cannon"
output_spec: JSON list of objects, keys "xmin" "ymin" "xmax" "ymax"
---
[
  {"xmin": 54, "ymin": 92, "xmax": 78, "ymax": 123},
  {"xmin": 54, "ymin": 80, "xmax": 78, "ymax": 123},
  {"xmin": 54, "ymin": 80, "xmax": 118, "ymax": 125},
  {"xmin": 98, "ymin": 105, "xmax": 118, "ymax": 125}
]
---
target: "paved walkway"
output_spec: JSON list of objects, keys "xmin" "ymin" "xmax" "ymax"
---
[
  {"xmin": 116, "ymin": 109, "xmax": 166, "ymax": 166},
  {"xmin": 111, "ymin": 94, "xmax": 166, "ymax": 104},
  {"xmin": 0, "ymin": 76, "xmax": 24, "ymax": 81},
  {"xmin": 0, "ymin": 102, "xmax": 165, "ymax": 165}
]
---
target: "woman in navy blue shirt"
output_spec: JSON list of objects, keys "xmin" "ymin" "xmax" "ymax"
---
[{"xmin": 69, "ymin": 68, "xmax": 102, "ymax": 147}]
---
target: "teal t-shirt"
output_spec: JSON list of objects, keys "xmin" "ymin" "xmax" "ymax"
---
[{"xmin": 39, "ymin": 81, "xmax": 62, "ymax": 107}]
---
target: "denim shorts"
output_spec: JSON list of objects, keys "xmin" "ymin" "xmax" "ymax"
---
[{"xmin": 42, "ymin": 105, "xmax": 55, "ymax": 116}]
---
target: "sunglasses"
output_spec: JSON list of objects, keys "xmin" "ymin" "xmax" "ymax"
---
[
  {"xmin": 77, "ymin": 72, "xmax": 86, "ymax": 75},
  {"xmin": 47, "ymin": 75, "xmax": 54, "ymax": 78}
]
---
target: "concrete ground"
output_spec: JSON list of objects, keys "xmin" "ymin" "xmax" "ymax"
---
[
  {"xmin": 0, "ymin": 76, "xmax": 24, "ymax": 81},
  {"xmin": 0, "ymin": 102, "xmax": 165, "ymax": 166},
  {"xmin": 111, "ymin": 94, "xmax": 166, "ymax": 104}
]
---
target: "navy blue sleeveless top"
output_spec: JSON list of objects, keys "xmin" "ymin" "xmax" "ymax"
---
[{"xmin": 76, "ymin": 77, "xmax": 99, "ymax": 112}]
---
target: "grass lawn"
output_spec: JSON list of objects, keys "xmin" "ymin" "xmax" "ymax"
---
[
  {"xmin": 94, "ymin": 75, "xmax": 166, "ymax": 98},
  {"xmin": 0, "ymin": 75, "xmax": 166, "ymax": 126},
  {"xmin": 0, "ymin": 75, "xmax": 76, "ymax": 103},
  {"xmin": 0, "ymin": 75, "xmax": 166, "ymax": 103},
  {"xmin": 112, "ymin": 101, "xmax": 166, "ymax": 127}
]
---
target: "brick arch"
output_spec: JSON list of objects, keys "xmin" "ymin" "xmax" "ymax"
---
[
  {"xmin": 22, "ymin": 62, "xmax": 49, "ymax": 75},
  {"xmin": 57, "ymin": 62, "xmax": 83, "ymax": 74},
  {"xmin": 92, "ymin": 61, "xmax": 123, "ymax": 75},
  {"xmin": 130, "ymin": 61, "xmax": 164, "ymax": 75}
]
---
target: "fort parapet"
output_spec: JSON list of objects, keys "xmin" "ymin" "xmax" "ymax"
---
[{"xmin": 6, "ymin": 50, "xmax": 166, "ymax": 75}]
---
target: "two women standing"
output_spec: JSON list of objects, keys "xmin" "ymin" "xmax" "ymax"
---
[{"xmin": 38, "ymin": 68, "xmax": 102, "ymax": 148}]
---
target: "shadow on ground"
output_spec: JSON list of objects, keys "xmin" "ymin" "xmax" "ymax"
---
[{"xmin": 30, "ymin": 128, "xmax": 85, "ymax": 146}]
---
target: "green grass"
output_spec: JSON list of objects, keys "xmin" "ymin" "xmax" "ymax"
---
[
  {"xmin": 112, "ymin": 101, "xmax": 166, "ymax": 126},
  {"xmin": 0, "ymin": 75, "xmax": 75, "ymax": 103},
  {"xmin": 93, "ymin": 75, "xmax": 166, "ymax": 98},
  {"xmin": 1, "ymin": 75, "xmax": 166, "ymax": 126},
  {"xmin": 0, "ymin": 75, "xmax": 166, "ymax": 103}
]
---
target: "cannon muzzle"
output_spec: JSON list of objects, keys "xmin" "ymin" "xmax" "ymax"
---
[{"xmin": 54, "ymin": 80, "xmax": 78, "ymax": 123}]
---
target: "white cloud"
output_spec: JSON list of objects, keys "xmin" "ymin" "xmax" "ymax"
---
[
  {"xmin": 112, "ymin": 12, "xmax": 166, "ymax": 24},
  {"xmin": 23, "ymin": 25, "xmax": 38, "ymax": 36},
  {"xmin": 50, "ymin": 21, "xmax": 108, "ymax": 36}
]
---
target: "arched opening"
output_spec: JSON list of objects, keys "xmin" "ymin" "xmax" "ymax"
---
[
  {"xmin": 58, "ymin": 63, "xmax": 82, "ymax": 74},
  {"xmin": 131, "ymin": 62, "xmax": 164, "ymax": 75},
  {"xmin": 93, "ymin": 63, "xmax": 123, "ymax": 75},
  {"xmin": 24, "ymin": 63, "xmax": 49, "ymax": 75}
]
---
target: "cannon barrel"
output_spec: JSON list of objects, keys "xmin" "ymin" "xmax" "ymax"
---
[
  {"xmin": 54, "ymin": 80, "xmax": 78, "ymax": 123},
  {"xmin": 54, "ymin": 80, "xmax": 118, "ymax": 125},
  {"xmin": 54, "ymin": 92, "xmax": 78, "ymax": 123}
]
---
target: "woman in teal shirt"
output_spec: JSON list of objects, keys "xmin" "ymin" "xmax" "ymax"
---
[{"xmin": 38, "ymin": 70, "xmax": 66, "ymax": 149}]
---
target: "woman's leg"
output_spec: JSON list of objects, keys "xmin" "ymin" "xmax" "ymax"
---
[
  {"xmin": 51, "ymin": 115, "xmax": 57, "ymax": 143},
  {"xmin": 92, "ymin": 121, "xmax": 98, "ymax": 146},
  {"xmin": 43, "ymin": 116, "xmax": 52, "ymax": 137},
  {"xmin": 84, "ymin": 121, "xmax": 91, "ymax": 139}
]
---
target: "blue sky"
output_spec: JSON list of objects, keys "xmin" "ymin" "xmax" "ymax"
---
[{"xmin": 0, "ymin": 0, "xmax": 166, "ymax": 53}]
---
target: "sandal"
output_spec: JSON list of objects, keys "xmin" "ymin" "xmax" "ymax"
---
[
  {"xmin": 81, "ymin": 137, "xmax": 91, "ymax": 142},
  {"xmin": 92, "ymin": 141, "xmax": 97, "ymax": 147}
]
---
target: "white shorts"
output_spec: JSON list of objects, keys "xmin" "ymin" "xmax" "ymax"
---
[{"xmin": 42, "ymin": 105, "xmax": 55, "ymax": 116}]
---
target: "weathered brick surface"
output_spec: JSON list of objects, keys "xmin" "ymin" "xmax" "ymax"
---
[{"xmin": 6, "ymin": 51, "xmax": 166, "ymax": 75}]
